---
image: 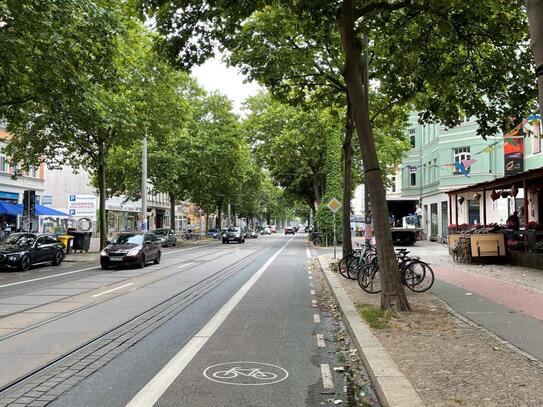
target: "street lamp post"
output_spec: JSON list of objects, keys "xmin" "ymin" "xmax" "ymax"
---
[{"xmin": 142, "ymin": 134, "xmax": 148, "ymax": 231}]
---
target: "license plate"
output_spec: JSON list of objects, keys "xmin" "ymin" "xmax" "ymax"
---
[{"xmin": 109, "ymin": 257, "xmax": 123, "ymax": 261}]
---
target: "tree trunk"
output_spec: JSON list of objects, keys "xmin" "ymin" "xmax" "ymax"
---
[
  {"xmin": 527, "ymin": 0, "xmax": 543, "ymax": 115},
  {"xmin": 342, "ymin": 100, "xmax": 354, "ymax": 254},
  {"xmin": 339, "ymin": 0, "xmax": 410, "ymax": 311},
  {"xmin": 216, "ymin": 200, "xmax": 222, "ymax": 229},
  {"xmin": 97, "ymin": 144, "xmax": 108, "ymax": 250},
  {"xmin": 169, "ymin": 193, "xmax": 176, "ymax": 231},
  {"xmin": 312, "ymin": 175, "xmax": 321, "ymax": 205}
]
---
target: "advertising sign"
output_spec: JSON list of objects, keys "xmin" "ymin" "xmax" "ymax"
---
[
  {"xmin": 42, "ymin": 195, "xmax": 53, "ymax": 206},
  {"xmin": 504, "ymin": 138, "xmax": 524, "ymax": 176},
  {"xmin": 68, "ymin": 194, "xmax": 97, "ymax": 218}
]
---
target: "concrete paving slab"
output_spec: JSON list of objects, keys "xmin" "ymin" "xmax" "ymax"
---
[{"xmin": 0, "ymin": 295, "xmax": 67, "ymax": 305}]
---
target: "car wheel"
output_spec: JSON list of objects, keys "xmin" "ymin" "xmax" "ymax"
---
[
  {"xmin": 52, "ymin": 251, "xmax": 63, "ymax": 266},
  {"xmin": 101, "ymin": 263, "xmax": 109, "ymax": 270},
  {"xmin": 154, "ymin": 252, "xmax": 161, "ymax": 264},
  {"xmin": 20, "ymin": 255, "xmax": 31, "ymax": 271},
  {"xmin": 138, "ymin": 255, "xmax": 146, "ymax": 268}
]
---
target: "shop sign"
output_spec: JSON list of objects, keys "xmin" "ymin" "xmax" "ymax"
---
[
  {"xmin": 504, "ymin": 138, "xmax": 524, "ymax": 176},
  {"xmin": 68, "ymin": 194, "xmax": 96, "ymax": 218},
  {"xmin": 42, "ymin": 195, "xmax": 53, "ymax": 205}
]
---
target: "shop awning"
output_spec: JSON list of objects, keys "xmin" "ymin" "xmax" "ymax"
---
[
  {"xmin": 446, "ymin": 167, "xmax": 543, "ymax": 195},
  {"xmin": 0, "ymin": 201, "xmax": 22, "ymax": 215},
  {"xmin": 13, "ymin": 204, "xmax": 70, "ymax": 217}
]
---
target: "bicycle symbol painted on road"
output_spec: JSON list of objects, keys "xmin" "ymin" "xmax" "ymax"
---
[{"xmin": 203, "ymin": 362, "xmax": 289, "ymax": 386}]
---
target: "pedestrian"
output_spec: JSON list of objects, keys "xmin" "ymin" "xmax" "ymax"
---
[
  {"xmin": 415, "ymin": 205, "xmax": 422, "ymax": 228},
  {"xmin": 506, "ymin": 211, "xmax": 520, "ymax": 230}
]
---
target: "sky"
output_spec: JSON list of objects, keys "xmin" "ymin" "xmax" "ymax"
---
[{"xmin": 191, "ymin": 54, "xmax": 262, "ymax": 115}]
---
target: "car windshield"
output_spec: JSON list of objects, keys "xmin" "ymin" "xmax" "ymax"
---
[
  {"xmin": 228, "ymin": 227, "xmax": 239, "ymax": 232},
  {"xmin": 153, "ymin": 229, "xmax": 168, "ymax": 236},
  {"xmin": 4, "ymin": 233, "xmax": 37, "ymax": 246},
  {"xmin": 111, "ymin": 234, "xmax": 144, "ymax": 245},
  {"xmin": 208, "ymin": 229, "xmax": 217, "ymax": 233}
]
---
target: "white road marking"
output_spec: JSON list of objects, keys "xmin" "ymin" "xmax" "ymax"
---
[
  {"xmin": 306, "ymin": 248, "xmax": 311, "ymax": 259},
  {"xmin": 92, "ymin": 283, "xmax": 134, "ymax": 298},
  {"xmin": 320, "ymin": 364, "xmax": 334, "ymax": 390},
  {"xmin": 316, "ymin": 334, "xmax": 326, "ymax": 348},
  {"xmin": 177, "ymin": 262, "xmax": 195, "ymax": 269},
  {"xmin": 309, "ymin": 283, "xmax": 314, "ymax": 287},
  {"xmin": 126, "ymin": 237, "xmax": 293, "ymax": 407},
  {"xmin": 313, "ymin": 314, "xmax": 321, "ymax": 323},
  {"xmin": 308, "ymin": 271, "xmax": 312, "ymax": 275},
  {"xmin": 312, "ymin": 299, "xmax": 317, "ymax": 308},
  {"xmin": 0, "ymin": 265, "xmax": 101, "ymax": 289},
  {"xmin": 310, "ymin": 290, "xmax": 315, "ymax": 296},
  {"xmin": 308, "ymin": 276, "xmax": 313, "ymax": 280}
]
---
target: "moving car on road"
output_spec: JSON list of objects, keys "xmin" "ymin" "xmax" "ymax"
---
[
  {"xmin": 284, "ymin": 226, "xmax": 295, "ymax": 235},
  {"xmin": 222, "ymin": 227, "xmax": 245, "ymax": 244},
  {"xmin": 152, "ymin": 228, "xmax": 177, "ymax": 247},
  {"xmin": 100, "ymin": 232, "xmax": 161, "ymax": 270},
  {"xmin": 261, "ymin": 227, "xmax": 271, "ymax": 235},
  {"xmin": 245, "ymin": 229, "xmax": 258, "ymax": 239},
  {"xmin": 0, "ymin": 233, "xmax": 65, "ymax": 271}
]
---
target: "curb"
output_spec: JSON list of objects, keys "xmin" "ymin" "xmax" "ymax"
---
[{"xmin": 317, "ymin": 255, "xmax": 424, "ymax": 407}]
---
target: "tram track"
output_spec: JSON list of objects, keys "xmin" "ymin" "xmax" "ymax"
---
[{"xmin": 0, "ymin": 240, "xmax": 275, "ymax": 400}]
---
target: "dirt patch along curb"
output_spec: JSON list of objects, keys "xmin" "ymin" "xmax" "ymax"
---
[{"xmin": 318, "ymin": 255, "xmax": 424, "ymax": 407}]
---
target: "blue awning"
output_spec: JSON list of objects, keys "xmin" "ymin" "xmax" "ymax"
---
[
  {"xmin": 13, "ymin": 204, "xmax": 70, "ymax": 217},
  {"xmin": 0, "ymin": 201, "xmax": 23, "ymax": 215}
]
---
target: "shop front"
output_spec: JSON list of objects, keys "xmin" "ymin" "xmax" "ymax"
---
[
  {"xmin": 447, "ymin": 167, "xmax": 543, "ymax": 268},
  {"xmin": 0, "ymin": 191, "xmax": 19, "ymax": 232}
]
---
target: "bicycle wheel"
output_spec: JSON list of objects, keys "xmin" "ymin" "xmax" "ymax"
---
[
  {"xmin": 347, "ymin": 256, "xmax": 364, "ymax": 280},
  {"xmin": 339, "ymin": 255, "xmax": 355, "ymax": 279},
  {"xmin": 357, "ymin": 263, "xmax": 381, "ymax": 294},
  {"xmin": 404, "ymin": 261, "xmax": 434, "ymax": 292}
]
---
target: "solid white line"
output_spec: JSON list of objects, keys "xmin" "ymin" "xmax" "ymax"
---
[
  {"xmin": 317, "ymin": 334, "xmax": 326, "ymax": 348},
  {"xmin": 313, "ymin": 314, "xmax": 321, "ymax": 324},
  {"xmin": 126, "ymin": 237, "xmax": 293, "ymax": 407},
  {"xmin": 0, "ymin": 265, "xmax": 100, "ymax": 289},
  {"xmin": 310, "ymin": 290, "xmax": 315, "ymax": 296},
  {"xmin": 92, "ymin": 283, "xmax": 134, "ymax": 298},
  {"xmin": 320, "ymin": 364, "xmax": 334, "ymax": 390},
  {"xmin": 306, "ymin": 248, "xmax": 311, "ymax": 259},
  {"xmin": 177, "ymin": 262, "xmax": 195, "ymax": 269}
]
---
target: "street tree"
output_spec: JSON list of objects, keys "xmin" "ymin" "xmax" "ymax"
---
[
  {"xmin": 4, "ymin": 21, "xmax": 166, "ymax": 249},
  {"xmin": 138, "ymin": 0, "xmax": 535, "ymax": 310}
]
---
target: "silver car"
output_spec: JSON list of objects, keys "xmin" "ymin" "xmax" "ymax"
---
[{"xmin": 152, "ymin": 228, "xmax": 177, "ymax": 247}]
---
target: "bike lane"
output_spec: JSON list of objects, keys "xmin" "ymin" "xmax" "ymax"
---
[{"xmin": 129, "ymin": 235, "xmax": 339, "ymax": 407}]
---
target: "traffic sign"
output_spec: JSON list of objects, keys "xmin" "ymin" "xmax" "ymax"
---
[{"xmin": 326, "ymin": 198, "xmax": 342, "ymax": 213}]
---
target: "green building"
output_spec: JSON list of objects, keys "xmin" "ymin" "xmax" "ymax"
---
[{"xmin": 389, "ymin": 112, "xmax": 506, "ymax": 240}]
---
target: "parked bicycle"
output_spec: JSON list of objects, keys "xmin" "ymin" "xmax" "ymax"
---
[
  {"xmin": 338, "ymin": 242, "xmax": 377, "ymax": 280},
  {"xmin": 357, "ymin": 248, "xmax": 434, "ymax": 294}
]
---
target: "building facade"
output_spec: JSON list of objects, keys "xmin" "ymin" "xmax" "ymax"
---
[{"xmin": 390, "ymin": 113, "xmax": 507, "ymax": 240}]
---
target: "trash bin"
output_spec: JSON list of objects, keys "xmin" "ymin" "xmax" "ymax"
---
[
  {"xmin": 59, "ymin": 235, "xmax": 74, "ymax": 254},
  {"xmin": 68, "ymin": 231, "xmax": 92, "ymax": 253}
]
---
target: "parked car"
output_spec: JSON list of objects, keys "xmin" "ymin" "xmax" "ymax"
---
[
  {"xmin": 245, "ymin": 229, "xmax": 258, "ymax": 239},
  {"xmin": 152, "ymin": 228, "xmax": 177, "ymax": 247},
  {"xmin": 269, "ymin": 225, "xmax": 277, "ymax": 233},
  {"xmin": 261, "ymin": 227, "xmax": 271, "ymax": 235},
  {"xmin": 100, "ymin": 232, "xmax": 161, "ymax": 270},
  {"xmin": 222, "ymin": 227, "xmax": 245, "ymax": 244},
  {"xmin": 0, "ymin": 233, "xmax": 65, "ymax": 271},
  {"xmin": 284, "ymin": 226, "xmax": 296, "ymax": 235},
  {"xmin": 207, "ymin": 228, "xmax": 220, "ymax": 239}
]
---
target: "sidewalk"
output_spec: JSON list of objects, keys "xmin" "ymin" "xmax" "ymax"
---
[{"xmin": 319, "ymin": 254, "xmax": 543, "ymax": 407}]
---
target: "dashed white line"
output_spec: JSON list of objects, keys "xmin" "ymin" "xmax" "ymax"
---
[
  {"xmin": 310, "ymin": 290, "xmax": 315, "ymax": 296},
  {"xmin": 313, "ymin": 314, "xmax": 321, "ymax": 323},
  {"xmin": 316, "ymin": 334, "xmax": 326, "ymax": 347},
  {"xmin": 312, "ymin": 299, "xmax": 317, "ymax": 306},
  {"xmin": 92, "ymin": 283, "xmax": 134, "ymax": 298},
  {"xmin": 306, "ymin": 248, "xmax": 312, "ymax": 259},
  {"xmin": 309, "ymin": 283, "xmax": 314, "ymax": 287},
  {"xmin": 177, "ymin": 262, "xmax": 195, "ymax": 269},
  {"xmin": 308, "ymin": 276, "xmax": 313, "ymax": 280},
  {"xmin": 320, "ymin": 364, "xmax": 334, "ymax": 391},
  {"xmin": 0, "ymin": 265, "xmax": 101, "ymax": 289}
]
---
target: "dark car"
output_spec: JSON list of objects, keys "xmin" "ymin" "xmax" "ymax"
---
[
  {"xmin": 284, "ymin": 226, "xmax": 295, "ymax": 235},
  {"xmin": 0, "ymin": 233, "xmax": 65, "ymax": 271},
  {"xmin": 153, "ymin": 228, "xmax": 177, "ymax": 247},
  {"xmin": 245, "ymin": 229, "xmax": 258, "ymax": 239},
  {"xmin": 100, "ymin": 232, "xmax": 161, "ymax": 270},
  {"xmin": 222, "ymin": 227, "xmax": 245, "ymax": 244},
  {"xmin": 207, "ymin": 228, "xmax": 220, "ymax": 239}
]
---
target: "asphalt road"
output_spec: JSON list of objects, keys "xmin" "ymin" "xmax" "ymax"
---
[{"xmin": 0, "ymin": 234, "xmax": 359, "ymax": 407}]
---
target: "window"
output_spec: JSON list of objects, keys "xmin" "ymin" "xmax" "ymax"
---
[
  {"xmin": 410, "ymin": 172, "xmax": 416, "ymax": 186},
  {"xmin": 27, "ymin": 166, "xmax": 37, "ymax": 178},
  {"xmin": 0, "ymin": 156, "xmax": 7, "ymax": 173},
  {"xmin": 433, "ymin": 159, "xmax": 438, "ymax": 181},
  {"xmin": 533, "ymin": 120, "xmax": 542, "ymax": 154},
  {"xmin": 408, "ymin": 128, "xmax": 416, "ymax": 147},
  {"xmin": 390, "ymin": 176, "xmax": 396, "ymax": 193},
  {"xmin": 453, "ymin": 147, "xmax": 470, "ymax": 175}
]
